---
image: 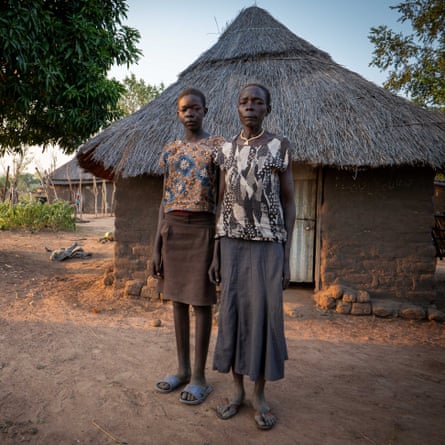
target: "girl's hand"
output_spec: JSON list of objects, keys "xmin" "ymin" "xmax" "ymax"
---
[{"xmin": 150, "ymin": 250, "xmax": 163, "ymax": 278}]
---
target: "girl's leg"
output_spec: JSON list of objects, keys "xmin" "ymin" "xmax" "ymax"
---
[
  {"xmin": 180, "ymin": 304, "xmax": 212, "ymax": 402},
  {"xmin": 191, "ymin": 304, "xmax": 212, "ymax": 386},
  {"xmin": 173, "ymin": 301, "xmax": 192, "ymax": 380},
  {"xmin": 156, "ymin": 301, "xmax": 191, "ymax": 392}
]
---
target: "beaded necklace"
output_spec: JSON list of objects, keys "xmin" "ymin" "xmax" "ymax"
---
[{"xmin": 239, "ymin": 128, "xmax": 265, "ymax": 146}]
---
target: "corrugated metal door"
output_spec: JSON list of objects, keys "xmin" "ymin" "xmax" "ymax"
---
[{"xmin": 289, "ymin": 165, "xmax": 318, "ymax": 282}]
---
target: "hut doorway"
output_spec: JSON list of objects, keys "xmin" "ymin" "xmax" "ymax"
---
[{"xmin": 289, "ymin": 164, "xmax": 318, "ymax": 284}]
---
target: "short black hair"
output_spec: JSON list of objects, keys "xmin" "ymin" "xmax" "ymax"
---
[
  {"xmin": 240, "ymin": 83, "xmax": 271, "ymax": 106},
  {"xmin": 177, "ymin": 88, "xmax": 206, "ymax": 107}
]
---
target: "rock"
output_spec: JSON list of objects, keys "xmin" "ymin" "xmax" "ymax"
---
[
  {"xmin": 283, "ymin": 302, "xmax": 299, "ymax": 317},
  {"xmin": 327, "ymin": 284, "xmax": 344, "ymax": 299},
  {"xmin": 399, "ymin": 304, "xmax": 426, "ymax": 320},
  {"xmin": 342, "ymin": 287, "xmax": 358, "ymax": 303},
  {"xmin": 140, "ymin": 285, "xmax": 157, "ymax": 300},
  {"xmin": 152, "ymin": 319, "xmax": 162, "ymax": 327},
  {"xmin": 103, "ymin": 270, "xmax": 114, "ymax": 286},
  {"xmin": 427, "ymin": 307, "xmax": 445, "ymax": 322},
  {"xmin": 125, "ymin": 280, "xmax": 144, "ymax": 297},
  {"xmin": 313, "ymin": 291, "xmax": 336, "ymax": 310},
  {"xmin": 146, "ymin": 275, "xmax": 158, "ymax": 286},
  {"xmin": 372, "ymin": 300, "xmax": 399, "ymax": 318},
  {"xmin": 350, "ymin": 302, "xmax": 372, "ymax": 315},
  {"xmin": 336, "ymin": 300, "xmax": 352, "ymax": 314},
  {"xmin": 357, "ymin": 290, "xmax": 371, "ymax": 303}
]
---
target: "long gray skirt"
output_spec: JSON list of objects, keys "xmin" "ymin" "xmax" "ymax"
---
[
  {"xmin": 159, "ymin": 212, "xmax": 216, "ymax": 306},
  {"xmin": 213, "ymin": 237, "xmax": 288, "ymax": 381}
]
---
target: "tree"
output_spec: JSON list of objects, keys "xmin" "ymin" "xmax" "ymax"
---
[
  {"xmin": 369, "ymin": 0, "xmax": 445, "ymax": 109},
  {"xmin": 0, "ymin": 0, "xmax": 142, "ymax": 154},
  {"xmin": 117, "ymin": 74, "xmax": 164, "ymax": 115},
  {"xmin": 3, "ymin": 146, "xmax": 32, "ymax": 203}
]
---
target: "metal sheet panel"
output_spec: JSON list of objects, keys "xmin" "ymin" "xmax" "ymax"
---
[{"xmin": 290, "ymin": 165, "xmax": 317, "ymax": 282}]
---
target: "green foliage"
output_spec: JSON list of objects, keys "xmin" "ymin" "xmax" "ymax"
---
[
  {"xmin": 19, "ymin": 173, "xmax": 40, "ymax": 192},
  {"xmin": 117, "ymin": 74, "xmax": 164, "ymax": 115},
  {"xmin": 369, "ymin": 0, "xmax": 445, "ymax": 110},
  {"xmin": 0, "ymin": 200, "xmax": 76, "ymax": 231},
  {"xmin": 0, "ymin": 172, "xmax": 40, "ymax": 197},
  {"xmin": 0, "ymin": 0, "xmax": 142, "ymax": 154}
]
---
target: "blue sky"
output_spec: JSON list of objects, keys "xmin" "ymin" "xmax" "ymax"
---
[{"xmin": 110, "ymin": 0, "xmax": 405, "ymax": 87}]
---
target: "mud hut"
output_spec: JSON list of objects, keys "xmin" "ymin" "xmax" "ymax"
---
[
  {"xmin": 50, "ymin": 158, "xmax": 115, "ymax": 214},
  {"xmin": 78, "ymin": 6, "xmax": 445, "ymax": 304}
]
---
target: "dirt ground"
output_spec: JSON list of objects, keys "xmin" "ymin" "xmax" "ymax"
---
[{"xmin": 1, "ymin": 215, "xmax": 445, "ymax": 445}]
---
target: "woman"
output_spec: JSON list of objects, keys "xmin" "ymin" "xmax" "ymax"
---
[{"xmin": 210, "ymin": 83, "xmax": 295, "ymax": 429}]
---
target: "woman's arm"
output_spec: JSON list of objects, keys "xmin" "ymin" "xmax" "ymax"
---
[
  {"xmin": 208, "ymin": 169, "xmax": 225, "ymax": 284},
  {"xmin": 280, "ymin": 165, "xmax": 295, "ymax": 289}
]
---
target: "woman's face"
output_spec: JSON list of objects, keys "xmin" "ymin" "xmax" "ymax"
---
[{"xmin": 238, "ymin": 85, "xmax": 270, "ymax": 130}]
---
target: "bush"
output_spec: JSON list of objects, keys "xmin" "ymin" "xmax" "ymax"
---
[{"xmin": 0, "ymin": 200, "xmax": 76, "ymax": 231}]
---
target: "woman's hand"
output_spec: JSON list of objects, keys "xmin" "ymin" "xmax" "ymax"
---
[{"xmin": 282, "ymin": 260, "xmax": 290, "ymax": 289}]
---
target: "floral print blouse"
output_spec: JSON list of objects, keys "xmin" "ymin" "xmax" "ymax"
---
[
  {"xmin": 160, "ymin": 136, "xmax": 225, "ymax": 214},
  {"xmin": 215, "ymin": 136, "xmax": 291, "ymax": 242}
]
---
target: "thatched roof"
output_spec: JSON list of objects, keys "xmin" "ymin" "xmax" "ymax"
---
[
  {"xmin": 77, "ymin": 6, "xmax": 445, "ymax": 180},
  {"xmin": 51, "ymin": 157, "xmax": 107, "ymax": 185}
]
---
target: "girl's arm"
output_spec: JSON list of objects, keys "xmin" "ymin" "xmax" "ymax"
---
[{"xmin": 150, "ymin": 189, "xmax": 165, "ymax": 278}]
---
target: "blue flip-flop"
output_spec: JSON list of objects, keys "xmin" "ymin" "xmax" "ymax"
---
[
  {"xmin": 179, "ymin": 383, "xmax": 213, "ymax": 405},
  {"xmin": 155, "ymin": 375, "xmax": 187, "ymax": 393}
]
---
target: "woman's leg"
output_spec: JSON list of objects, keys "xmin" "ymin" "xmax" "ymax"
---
[
  {"xmin": 253, "ymin": 373, "xmax": 276, "ymax": 429},
  {"xmin": 216, "ymin": 370, "xmax": 245, "ymax": 419}
]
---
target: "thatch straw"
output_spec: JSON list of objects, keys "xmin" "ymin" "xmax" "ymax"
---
[
  {"xmin": 51, "ymin": 158, "xmax": 100, "ymax": 184},
  {"xmin": 77, "ymin": 6, "xmax": 445, "ymax": 180}
]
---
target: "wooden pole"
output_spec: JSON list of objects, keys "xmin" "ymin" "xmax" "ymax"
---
[
  {"xmin": 46, "ymin": 170, "xmax": 58, "ymax": 201},
  {"xmin": 78, "ymin": 172, "xmax": 83, "ymax": 219},
  {"xmin": 93, "ymin": 176, "xmax": 98, "ymax": 216},
  {"xmin": 111, "ymin": 182, "xmax": 116, "ymax": 216},
  {"xmin": 2, "ymin": 166, "xmax": 9, "ymax": 202},
  {"xmin": 35, "ymin": 167, "xmax": 50, "ymax": 203},
  {"xmin": 101, "ymin": 180, "xmax": 107, "ymax": 215}
]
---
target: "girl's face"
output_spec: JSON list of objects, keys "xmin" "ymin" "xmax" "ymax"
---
[
  {"xmin": 177, "ymin": 94, "xmax": 207, "ymax": 132},
  {"xmin": 238, "ymin": 85, "xmax": 270, "ymax": 130}
]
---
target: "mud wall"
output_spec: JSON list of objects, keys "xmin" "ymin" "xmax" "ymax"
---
[
  {"xmin": 54, "ymin": 182, "xmax": 115, "ymax": 214},
  {"xmin": 433, "ymin": 181, "xmax": 445, "ymax": 214},
  {"xmin": 320, "ymin": 167, "xmax": 436, "ymax": 304},
  {"xmin": 113, "ymin": 176, "xmax": 162, "ymax": 295}
]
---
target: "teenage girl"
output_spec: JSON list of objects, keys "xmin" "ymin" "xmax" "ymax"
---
[{"xmin": 152, "ymin": 88, "xmax": 224, "ymax": 405}]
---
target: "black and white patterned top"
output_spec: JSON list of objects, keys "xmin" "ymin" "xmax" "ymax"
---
[{"xmin": 216, "ymin": 136, "xmax": 291, "ymax": 242}]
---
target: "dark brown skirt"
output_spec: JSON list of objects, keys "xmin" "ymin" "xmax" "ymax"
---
[{"xmin": 158, "ymin": 212, "xmax": 216, "ymax": 306}]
